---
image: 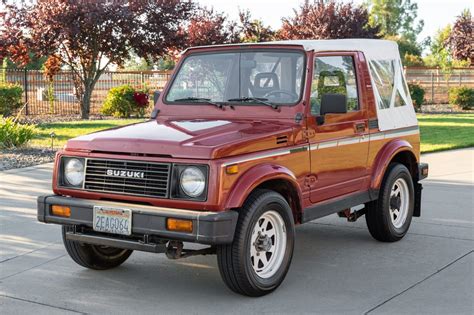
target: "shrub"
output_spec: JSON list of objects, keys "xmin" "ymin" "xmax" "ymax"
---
[
  {"xmin": 408, "ymin": 82, "xmax": 425, "ymax": 112},
  {"xmin": 0, "ymin": 83, "xmax": 23, "ymax": 116},
  {"xmin": 449, "ymin": 87, "xmax": 474, "ymax": 110},
  {"xmin": 101, "ymin": 85, "xmax": 150, "ymax": 118},
  {"xmin": 0, "ymin": 116, "xmax": 37, "ymax": 149}
]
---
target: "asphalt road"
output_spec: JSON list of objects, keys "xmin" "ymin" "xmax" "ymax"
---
[{"xmin": 1, "ymin": 148, "xmax": 473, "ymax": 315}]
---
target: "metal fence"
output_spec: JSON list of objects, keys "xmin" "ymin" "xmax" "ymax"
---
[
  {"xmin": 1, "ymin": 67, "xmax": 473, "ymax": 116},
  {"xmin": 1, "ymin": 68, "xmax": 172, "ymax": 116}
]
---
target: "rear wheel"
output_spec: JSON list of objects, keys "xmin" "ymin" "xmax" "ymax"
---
[
  {"xmin": 217, "ymin": 189, "xmax": 295, "ymax": 297},
  {"xmin": 62, "ymin": 226, "xmax": 133, "ymax": 270},
  {"xmin": 366, "ymin": 163, "xmax": 415, "ymax": 242}
]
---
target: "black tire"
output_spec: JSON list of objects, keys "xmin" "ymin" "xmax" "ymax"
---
[
  {"xmin": 216, "ymin": 189, "xmax": 295, "ymax": 297},
  {"xmin": 62, "ymin": 226, "xmax": 133, "ymax": 270},
  {"xmin": 366, "ymin": 163, "xmax": 415, "ymax": 242}
]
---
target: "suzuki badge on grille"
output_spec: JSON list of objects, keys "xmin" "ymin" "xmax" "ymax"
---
[{"xmin": 106, "ymin": 169, "xmax": 145, "ymax": 179}]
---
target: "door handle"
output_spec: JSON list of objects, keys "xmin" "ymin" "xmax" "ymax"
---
[{"xmin": 354, "ymin": 123, "xmax": 365, "ymax": 134}]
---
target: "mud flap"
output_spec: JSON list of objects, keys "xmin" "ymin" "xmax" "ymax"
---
[{"xmin": 413, "ymin": 182, "xmax": 422, "ymax": 217}]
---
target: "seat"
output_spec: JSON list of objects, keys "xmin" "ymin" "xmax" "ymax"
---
[{"xmin": 252, "ymin": 72, "xmax": 280, "ymax": 98}]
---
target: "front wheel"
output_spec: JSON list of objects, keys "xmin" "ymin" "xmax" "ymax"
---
[
  {"xmin": 217, "ymin": 189, "xmax": 295, "ymax": 297},
  {"xmin": 366, "ymin": 163, "xmax": 415, "ymax": 242},
  {"xmin": 62, "ymin": 226, "xmax": 133, "ymax": 270}
]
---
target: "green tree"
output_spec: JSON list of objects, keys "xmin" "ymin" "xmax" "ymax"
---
[
  {"xmin": 122, "ymin": 53, "xmax": 154, "ymax": 71},
  {"xmin": 238, "ymin": 10, "xmax": 275, "ymax": 43},
  {"xmin": 366, "ymin": 0, "xmax": 424, "ymax": 42},
  {"xmin": 423, "ymin": 25, "xmax": 469, "ymax": 70}
]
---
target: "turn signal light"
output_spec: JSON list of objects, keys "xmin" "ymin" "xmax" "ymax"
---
[
  {"xmin": 226, "ymin": 164, "xmax": 239, "ymax": 174},
  {"xmin": 166, "ymin": 218, "xmax": 193, "ymax": 233},
  {"xmin": 51, "ymin": 205, "xmax": 71, "ymax": 217}
]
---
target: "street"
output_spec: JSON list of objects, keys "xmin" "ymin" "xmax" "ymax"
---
[{"xmin": 1, "ymin": 148, "xmax": 473, "ymax": 314}]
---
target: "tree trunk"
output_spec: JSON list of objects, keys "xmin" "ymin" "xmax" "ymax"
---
[
  {"xmin": 81, "ymin": 89, "xmax": 91, "ymax": 119},
  {"xmin": 80, "ymin": 80, "xmax": 96, "ymax": 119}
]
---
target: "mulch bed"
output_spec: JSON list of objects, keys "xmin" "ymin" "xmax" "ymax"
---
[
  {"xmin": 0, "ymin": 148, "xmax": 57, "ymax": 171},
  {"xmin": 420, "ymin": 104, "xmax": 473, "ymax": 114}
]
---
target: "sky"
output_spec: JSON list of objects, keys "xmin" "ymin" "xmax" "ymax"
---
[{"xmin": 197, "ymin": 0, "xmax": 473, "ymax": 53}]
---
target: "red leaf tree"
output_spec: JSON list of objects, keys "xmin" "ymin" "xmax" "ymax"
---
[
  {"xmin": 446, "ymin": 9, "xmax": 473, "ymax": 65},
  {"xmin": 185, "ymin": 7, "xmax": 240, "ymax": 47},
  {"xmin": 1, "ymin": 0, "xmax": 194, "ymax": 119},
  {"xmin": 278, "ymin": 0, "xmax": 380, "ymax": 40}
]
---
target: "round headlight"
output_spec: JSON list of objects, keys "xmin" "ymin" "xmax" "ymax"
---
[
  {"xmin": 180, "ymin": 167, "xmax": 205, "ymax": 197},
  {"xmin": 64, "ymin": 158, "xmax": 84, "ymax": 186}
]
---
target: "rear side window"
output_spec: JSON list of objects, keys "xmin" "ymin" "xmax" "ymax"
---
[{"xmin": 310, "ymin": 56, "xmax": 359, "ymax": 116}]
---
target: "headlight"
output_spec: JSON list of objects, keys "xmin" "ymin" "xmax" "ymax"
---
[
  {"xmin": 179, "ymin": 166, "xmax": 205, "ymax": 197},
  {"xmin": 64, "ymin": 158, "xmax": 84, "ymax": 186}
]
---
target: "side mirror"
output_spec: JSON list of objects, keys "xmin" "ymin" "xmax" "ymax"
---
[{"xmin": 153, "ymin": 91, "xmax": 161, "ymax": 104}]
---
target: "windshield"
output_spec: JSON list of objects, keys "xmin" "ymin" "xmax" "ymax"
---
[{"xmin": 165, "ymin": 50, "xmax": 305, "ymax": 105}]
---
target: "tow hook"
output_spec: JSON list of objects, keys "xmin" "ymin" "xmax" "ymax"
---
[{"xmin": 165, "ymin": 240, "xmax": 216, "ymax": 259}]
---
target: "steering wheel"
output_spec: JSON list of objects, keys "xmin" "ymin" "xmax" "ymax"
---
[{"xmin": 263, "ymin": 90, "xmax": 299, "ymax": 100}]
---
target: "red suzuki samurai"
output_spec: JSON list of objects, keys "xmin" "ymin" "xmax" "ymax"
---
[{"xmin": 38, "ymin": 39, "xmax": 428, "ymax": 296}]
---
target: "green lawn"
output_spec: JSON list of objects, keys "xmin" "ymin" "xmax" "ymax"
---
[
  {"xmin": 30, "ymin": 119, "xmax": 144, "ymax": 148},
  {"xmin": 418, "ymin": 114, "xmax": 474, "ymax": 153},
  {"xmin": 29, "ymin": 115, "xmax": 474, "ymax": 153}
]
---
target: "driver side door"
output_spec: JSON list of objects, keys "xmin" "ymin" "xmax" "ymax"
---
[{"xmin": 307, "ymin": 52, "xmax": 370, "ymax": 204}]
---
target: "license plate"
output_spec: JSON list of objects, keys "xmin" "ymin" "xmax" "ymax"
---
[{"xmin": 93, "ymin": 206, "xmax": 132, "ymax": 236}]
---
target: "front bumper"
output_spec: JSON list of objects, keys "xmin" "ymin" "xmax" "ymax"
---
[{"xmin": 37, "ymin": 195, "xmax": 238, "ymax": 245}]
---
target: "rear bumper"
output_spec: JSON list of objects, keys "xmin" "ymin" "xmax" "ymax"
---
[
  {"xmin": 37, "ymin": 195, "xmax": 238, "ymax": 245},
  {"xmin": 418, "ymin": 162, "xmax": 429, "ymax": 180},
  {"xmin": 414, "ymin": 162, "xmax": 428, "ymax": 217}
]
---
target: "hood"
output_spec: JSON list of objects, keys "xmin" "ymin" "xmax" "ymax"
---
[{"xmin": 65, "ymin": 118, "xmax": 298, "ymax": 159}]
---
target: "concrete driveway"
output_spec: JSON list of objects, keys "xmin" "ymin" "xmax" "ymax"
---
[{"xmin": 1, "ymin": 148, "xmax": 473, "ymax": 314}]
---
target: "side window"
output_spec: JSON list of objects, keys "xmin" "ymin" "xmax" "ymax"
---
[{"xmin": 310, "ymin": 56, "xmax": 359, "ymax": 116}]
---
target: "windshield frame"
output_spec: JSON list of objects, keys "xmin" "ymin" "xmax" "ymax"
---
[{"xmin": 163, "ymin": 48, "xmax": 307, "ymax": 107}]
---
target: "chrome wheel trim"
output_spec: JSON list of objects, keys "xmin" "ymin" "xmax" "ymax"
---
[
  {"xmin": 389, "ymin": 178, "xmax": 410, "ymax": 229},
  {"xmin": 250, "ymin": 210, "xmax": 287, "ymax": 279}
]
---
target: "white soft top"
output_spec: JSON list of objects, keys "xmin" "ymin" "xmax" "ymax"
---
[
  {"xmin": 264, "ymin": 39, "xmax": 401, "ymax": 60},
  {"xmin": 188, "ymin": 39, "xmax": 399, "ymax": 59},
  {"xmin": 188, "ymin": 39, "xmax": 418, "ymax": 131}
]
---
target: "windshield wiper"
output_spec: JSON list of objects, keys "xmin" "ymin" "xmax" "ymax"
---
[
  {"xmin": 227, "ymin": 97, "xmax": 280, "ymax": 110},
  {"xmin": 172, "ymin": 97, "xmax": 232, "ymax": 110}
]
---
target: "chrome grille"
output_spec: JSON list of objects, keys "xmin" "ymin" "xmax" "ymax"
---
[{"xmin": 84, "ymin": 159, "xmax": 171, "ymax": 198}]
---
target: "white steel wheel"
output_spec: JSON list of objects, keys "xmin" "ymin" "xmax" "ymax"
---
[
  {"xmin": 250, "ymin": 210, "xmax": 287, "ymax": 279},
  {"xmin": 365, "ymin": 163, "xmax": 415, "ymax": 242},
  {"xmin": 389, "ymin": 178, "xmax": 410, "ymax": 229},
  {"xmin": 216, "ymin": 189, "xmax": 295, "ymax": 296}
]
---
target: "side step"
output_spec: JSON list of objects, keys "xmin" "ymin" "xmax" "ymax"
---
[{"xmin": 65, "ymin": 231, "xmax": 167, "ymax": 253}]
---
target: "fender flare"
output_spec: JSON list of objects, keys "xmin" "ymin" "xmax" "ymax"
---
[
  {"xmin": 370, "ymin": 139, "xmax": 417, "ymax": 193},
  {"xmin": 224, "ymin": 163, "xmax": 304, "ymax": 211}
]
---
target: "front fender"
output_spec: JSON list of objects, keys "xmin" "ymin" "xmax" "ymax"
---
[
  {"xmin": 224, "ymin": 163, "xmax": 303, "ymax": 210},
  {"xmin": 370, "ymin": 139, "xmax": 417, "ymax": 192}
]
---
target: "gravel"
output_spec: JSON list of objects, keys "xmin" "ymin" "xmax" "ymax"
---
[
  {"xmin": 17, "ymin": 114, "xmax": 116, "ymax": 125},
  {"xmin": 0, "ymin": 148, "xmax": 57, "ymax": 171}
]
